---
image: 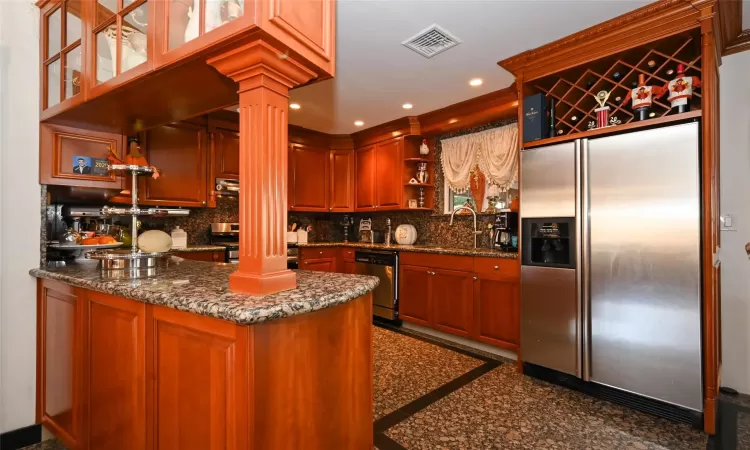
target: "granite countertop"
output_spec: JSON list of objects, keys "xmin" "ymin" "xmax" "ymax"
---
[
  {"xmin": 297, "ymin": 242, "xmax": 518, "ymax": 259},
  {"xmin": 30, "ymin": 260, "xmax": 379, "ymax": 325},
  {"xmin": 169, "ymin": 245, "xmax": 225, "ymax": 253}
]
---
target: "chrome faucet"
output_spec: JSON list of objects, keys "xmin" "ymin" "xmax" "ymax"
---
[{"xmin": 450, "ymin": 206, "xmax": 482, "ymax": 249}]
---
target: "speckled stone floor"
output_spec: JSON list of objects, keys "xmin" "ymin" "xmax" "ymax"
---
[
  {"xmin": 383, "ymin": 364, "xmax": 707, "ymax": 449},
  {"xmin": 373, "ymin": 326, "xmax": 485, "ymax": 420}
]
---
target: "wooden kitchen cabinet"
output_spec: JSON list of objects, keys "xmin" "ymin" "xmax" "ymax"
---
[
  {"xmin": 355, "ymin": 145, "xmax": 377, "ymax": 210},
  {"xmin": 329, "ymin": 150, "xmax": 355, "ymax": 211},
  {"xmin": 139, "ymin": 122, "xmax": 208, "ymax": 207},
  {"xmin": 289, "ymin": 144, "xmax": 329, "ymax": 212},
  {"xmin": 88, "ymin": 0, "xmax": 152, "ymax": 98},
  {"xmin": 37, "ymin": 279, "xmax": 83, "ymax": 450},
  {"xmin": 398, "ymin": 253, "xmax": 520, "ymax": 348},
  {"xmin": 472, "ymin": 274, "xmax": 520, "ymax": 349},
  {"xmin": 374, "ymin": 137, "xmax": 403, "ymax": 210},
  {"xmin": 398, "ymin": 264, "xmax": 432, "ymax": 326},
  {"xmin": 40, "ymin": 0, "xmax": 85, "ymax": 114},
  {"xmin": 158, "ymin": 0, "xmax": 251, "ymax": 67},
  {"xmin": 431, "ymin": 269, "xmax": 474, "ymax": 338},
  {"xmin": 300, "ymin": 247, "xmax": 337, "ymax": 272},
  {"xmin": 212, "ymin": 128, "xmax": 240, "ymax": 180},
  {"xmin": 39, "ymin": 123, "xmax": 126, "ymax": 189},
  {"xmin": 148, "ymin": 305, "xmax": 248, "ymax": 450},
  {"xmin": 85, "ymin": 291, "xmax": 146, "ymax": 449},
  {"xmin": 355, "ymin": 137, "xmax": 404, "ymax": 211}
]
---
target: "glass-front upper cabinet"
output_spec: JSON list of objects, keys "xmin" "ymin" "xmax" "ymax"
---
[
  {"xmin": 43, "ymin": 0, "xmax": 83, "ymax": 110},
  {"xmin": 166, "ymin": 0, "xmax": 244, "ymax": 51},
  {"xmin": 94, "ymin": 0, "xmax": 149, "ymax": 85}
]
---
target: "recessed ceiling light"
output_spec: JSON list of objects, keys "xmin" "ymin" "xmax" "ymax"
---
[
  {"xmin": 354, "ymin": 120, "xmax": 364, "ymax": 127},
  {"xmin": 290, "ymin": 103, "xmax": 301, "ymax": 110},
  {"xmin": 469, "ymin": 78, "xmax": 483, "ymax": 87},
  {"xmin": 402, "ymin": 103, "xmax": 413, "ymax": 110}
]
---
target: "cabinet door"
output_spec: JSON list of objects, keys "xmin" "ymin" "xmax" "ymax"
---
[
  {"xmin": 289, "ymin": 144, "xmax": 329, "ymax": 211},
  {"xmin": 162, "ymin": 0, "xmax": 247, "ymax": 62},
  {"xmin": 140, "ymin": 123, "xmax": 208, "ymax": 207},
  {"xmin": 41, "ymin": 0, "xmax": 84, "ymax": 112},
  {"xmin": 432, "ymin": 269, "xmax": 474, "ymax": 338},
  {"xmin": 398, "ymin": 265, "xmax": 431, "ymax": 326},
  {"xmin": 148, "ymin": 305, "xmax": 248, "ymax": 450},
  {"xmin": 329, "ymin": 150, "xmax": 354, "ymax": 212},
  {"xmin": 37, "ymin": 280, "xmax": 82, "ymax": 449},
  {"xmin": 355, "ymin": 145, "xmax": 376, "ymax": 210},
  {"xmin": 91, "ymin": 0, "xmax": 151, "ymax": 91},
  {"xmin": 213, "ymin": 128, "xmax": 240, "ymax": 180},
  {"xmin": 301, "ymin": 258, "xmax": 335, "ymax": 272},
  {"xmin": 375, "ymin": 138, "xmax": 402, "ymax": 209},
  {"xmin": 472, "ymin": 275, "xmax": 520, "ymax": 349},
  {"xmin": 85, "ymin": 292, "xmax": 146, "ymax": 450},
  {"xmin": 40, "ymin": 123, "xmax": 126, "ymax": 189}
]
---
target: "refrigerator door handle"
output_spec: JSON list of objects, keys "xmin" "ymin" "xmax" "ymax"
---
[
  {"xmin": 574, "ymin": 139, "xmax": 582, "ymax": 378},
  {"xmin": 581, "ymin": 138, "xmax": 591, "ymax": 382}
]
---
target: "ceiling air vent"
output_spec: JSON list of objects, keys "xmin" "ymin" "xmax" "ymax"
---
[{"xmin": 402, "ymin": 24, "xmax": 462, "ymax": 59}]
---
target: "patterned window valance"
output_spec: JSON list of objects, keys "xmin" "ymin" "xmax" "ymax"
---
[{"xmin": 440, "ymin": 123, "xmax": 518, "ymax": 194}]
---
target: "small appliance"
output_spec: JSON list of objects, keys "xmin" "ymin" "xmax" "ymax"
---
[
  {"xmin": 210, "ymin": 222, "xmax": 239, "ymax": 263},
  {"xmin": 492, "ymin": 212, "xmax": 518, "ymax": 252}
]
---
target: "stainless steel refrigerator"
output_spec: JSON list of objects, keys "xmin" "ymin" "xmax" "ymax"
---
[{"xmin": 519, "ymin": 121, "xmax": 703, "ymax": 413}]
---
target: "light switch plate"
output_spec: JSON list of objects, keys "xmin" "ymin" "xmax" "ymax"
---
[{"xmin": 720, "ymin": 214, "xmax": 736, "ymax": 231}]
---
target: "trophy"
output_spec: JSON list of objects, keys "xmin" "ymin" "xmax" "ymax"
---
[{"xmin": 593, "ymin": 90, "xmax": 611, "ymax": 129}]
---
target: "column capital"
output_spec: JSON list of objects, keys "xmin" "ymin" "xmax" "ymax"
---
[{"xmin": 207, "ymin": 40, "xmax": 317, "ymax": 93}]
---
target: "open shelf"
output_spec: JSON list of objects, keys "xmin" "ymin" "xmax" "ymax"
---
[
  {"xmin": 404, "ymin": 183, "xmax": 433, "ymax": 187},
  {"xmin": 529, "ymin": 31, "xmax": 701, "ymax": 139},
  {"xmin": 404, "ymin": 157, "xmax": 434, "ymax": 162},
  {"xmin": 524, "ymin": 110, "xmax": 700, "ymax": 149}
]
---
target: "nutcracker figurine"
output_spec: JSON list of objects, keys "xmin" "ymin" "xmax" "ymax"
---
[
  {"xmin": 620, "ymin": 74, "xmax": 665, "ymax": 121},
  {"xmin": 659, "ymin": 63, "xmax": 701, "ymax": 113}
]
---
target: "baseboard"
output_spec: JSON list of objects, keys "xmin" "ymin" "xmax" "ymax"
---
[
  {"xmin": 0, "ymin": 424, "xmax": 41, "ymax": 450},
  {"xmin": 400, "ymin": 322, "xmax": 517, "ymax": 362}
]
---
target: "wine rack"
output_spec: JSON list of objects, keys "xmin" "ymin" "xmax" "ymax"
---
[{"xmin": 531, "ymin": 31, "xmax": 702, "ymax": 137}]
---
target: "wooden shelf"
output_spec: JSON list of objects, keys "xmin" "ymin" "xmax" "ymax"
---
[
  {"xmin": 404, "ymin": 183, "xmax": 433, "ymax": 187},
  {"xmin": 405, "ymin": 207, "xmax": 432, "ymax": 211},
  {"xmin": 524, "ymin": 110, "xmax": 701, "ymax": 149},
  {"xmin": 404, "ymin": 157, "xmax": 434, "ymax": 162}
]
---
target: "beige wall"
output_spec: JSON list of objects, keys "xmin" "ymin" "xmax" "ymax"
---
[
  {"xmin": 0, "ymin": 0, "xmax": 41, "ymax": 434},
  {"xmin": 719, "ymin": 50, "xmax": 750, "ymax": 395}
]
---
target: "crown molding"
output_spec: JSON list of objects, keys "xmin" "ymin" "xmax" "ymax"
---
[{"xmin": 498, "ymin": 0, "xmax": 704, "ymax": 82}]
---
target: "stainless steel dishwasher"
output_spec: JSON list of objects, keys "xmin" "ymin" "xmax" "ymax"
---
[{"xmin": 354, "ymin": 250, "xmax": 398, "ymax": 320}]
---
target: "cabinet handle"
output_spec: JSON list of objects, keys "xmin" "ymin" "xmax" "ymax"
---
[
  {"xmin": 473, "ymin": 276, "xmax": 478, "ymax": 281},
  {"xmin": 319, "ymin": 251, "xmax": 323, "ymax": 255},
  {"xmin": 305, "ymin": 262, "xmax": 309, "ymax": 265},
  {"xmin": 494, "ymin": 265, "xmax": 499, "ymax": 270}
]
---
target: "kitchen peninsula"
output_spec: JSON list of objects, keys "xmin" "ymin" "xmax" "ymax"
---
[{"xmin": 31, "ymin": 258, "xmax": 378, "ymax": 449}]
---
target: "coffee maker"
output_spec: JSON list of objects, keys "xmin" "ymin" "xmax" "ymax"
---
[{"xmin": 492, "ymin": 212, "xmax": 519, "ymax": 252}]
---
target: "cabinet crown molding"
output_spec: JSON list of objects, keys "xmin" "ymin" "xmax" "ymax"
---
[{"xmin": 497, "ymin": 0, "xmax": 707, "ymax": 81}]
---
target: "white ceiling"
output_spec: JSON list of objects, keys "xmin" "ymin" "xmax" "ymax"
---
[{"xmin": 288, "ymin": 0, "xmax": 648, "ymax": 134}]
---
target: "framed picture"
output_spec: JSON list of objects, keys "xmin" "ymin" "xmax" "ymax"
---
[{"xmin": 72, "ymin": 155, "xmax": 92, "ymax": 175}]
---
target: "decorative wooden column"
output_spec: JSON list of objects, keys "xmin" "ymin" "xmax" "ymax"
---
[{"xmin": 208, "ymin": 41, "xmax": 316, "ymax": 295}]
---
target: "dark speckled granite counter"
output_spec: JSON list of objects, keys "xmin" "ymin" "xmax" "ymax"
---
[
  {"xmin": 297, "ymin": 242, "xmax": 518, "ymax": 259},
  {"xmin": 30, "ymin": 259, "xmax": 379, "ymax": 325}
]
